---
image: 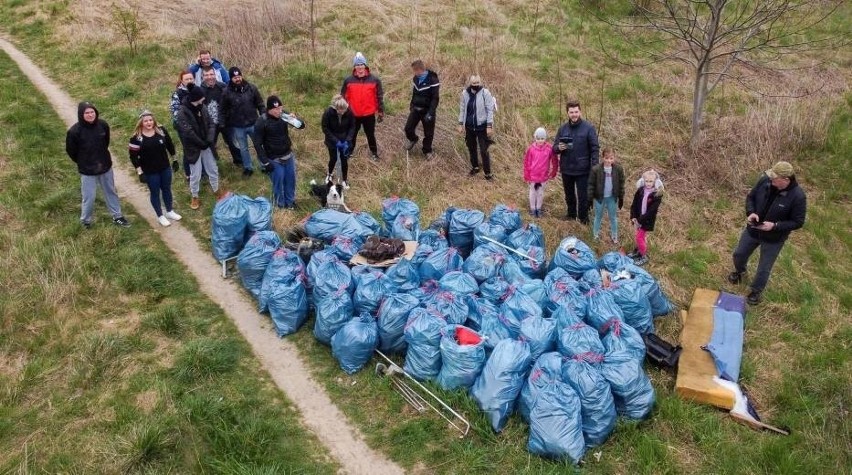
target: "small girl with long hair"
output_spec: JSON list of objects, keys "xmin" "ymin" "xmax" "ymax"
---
[
  {"xmin": 129, "ymin": 110, "xmax": 181, "ymax": 227},
  {"xmin": 629, "ymin": 169, "xmax": 664, "ymax": 265},
  {"xmin": 522, "ymin": 127, "xmax": 559, "ymax": 217}
]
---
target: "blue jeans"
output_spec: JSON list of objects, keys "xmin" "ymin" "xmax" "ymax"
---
[
  {"xmin": 270, "ymin": 155, "xmax": 296, "ymax": 207},
  {"xmin": 145, "ymin": 167, "xmax": 174, "ymax": 217},
  {"xmin": 229, "ymin": 125, "xmax": 256, "ymax": 171},
  {"xmin": 593, "ymin": 195, "xmax": 618, "ymax": 239}
]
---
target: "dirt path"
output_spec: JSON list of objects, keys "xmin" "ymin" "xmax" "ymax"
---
[{"xmin": 0, "ymin": 38, "xmax": 404, "ymax": 475}]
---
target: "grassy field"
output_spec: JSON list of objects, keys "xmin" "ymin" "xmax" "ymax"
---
[
  {"xmin": 1, "ymin": 0, "xmax": 850, "ymax": 473},
  {"xmin": 0, "ymin": 51, "xmax": 337, "ymax": 473}
]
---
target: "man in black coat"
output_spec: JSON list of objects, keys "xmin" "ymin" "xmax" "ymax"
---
[
  {"xmin": 553, "ymin": 100, "xmax": 599, "ymax": 224},
  {"xmin": 728, "ymin": 161, "xmax": 807, "ymax": 305},
  {"xmin": 176, "ymin": 85, "xmax": 220, "ymax": 210},
  {"xmin": 253, "ymin": 95, "xmax": 305, "ymax": 209},
  {"xmin": 404, "ymin": 59, "xmax": 440, "ymax": 160},
  {"xmin": 65, "ymin": 101, "xmax": 129, "ymax": 228},
  {"xmin": 200, "ymin": 68, "xmax": 241, "ymax": 163},
  {"xmin": 221, "ymin": 67, "xmax": 265, "ymax": 176}
]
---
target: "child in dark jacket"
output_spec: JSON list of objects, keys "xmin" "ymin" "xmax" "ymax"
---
[
  {"xmin": 587, "ymin": 148, "xmax": 625, "ymax": 243},
  {"xmin": 629, "ymin": 169, "xmax": 663, "ymax": 266}
]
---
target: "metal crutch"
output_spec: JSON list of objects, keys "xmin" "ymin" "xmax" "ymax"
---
[{"xmin": 480, "ymin": 235, "xmax": 544, "ymax": 263}]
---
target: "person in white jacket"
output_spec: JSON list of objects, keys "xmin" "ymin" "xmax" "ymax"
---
[{"xmin": 457, "ymin": 75, "xmax": 496, "ymax": 180}]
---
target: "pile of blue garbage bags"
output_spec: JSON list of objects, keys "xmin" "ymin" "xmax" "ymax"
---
[{"xmin": 212, "ymin": 194, "xmax": 675, "ymax": 464}]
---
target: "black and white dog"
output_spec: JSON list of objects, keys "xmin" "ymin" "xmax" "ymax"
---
[{"xmin": 310, "ymin": 178, "xmax": 350, "ymax": 213}]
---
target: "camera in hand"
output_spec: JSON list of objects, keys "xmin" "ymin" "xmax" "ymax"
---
[{"xmin": 558, "ymin": 136, "xmax": 574, "ymax": 150}]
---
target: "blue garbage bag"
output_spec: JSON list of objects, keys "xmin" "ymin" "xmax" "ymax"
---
[
  {"xmin": 244, "ymin": 196, "xmax": 272, "ymax": 232},
  {"xmin": 579, "ymin": 269, "xmax": 603, "ymax": 293},
  {"xmin": 480, "ymin": 313, "xmax": 519, "ymax": 351},
  {"xmin": 305, "ymin": 209, "xmax": 372, "ymax": 242},
  {"xmin": 553, "ymin": 305, "xmax": 584, "ymax": 331},
  {"xmin": 608, "ymin": 277, "xmax": 654, "ymax": 334},
  {"xmin": 428, "ymin": 206, "xmax": 456, "ymax": 234},
  {"xmin": 513, "ymin": 245, "xmax": 547, "ymax": 280},
  {"xmin": 519, "ymin": 279, "xmax": 547, "ymax": 309},
  {"xmin": 470, "ymin": 339, "xmax": 532, "ymax": 432},
  {"xmin": 313, "ymin": 287, "xmax": 354, "ymax": 345},
  {"xmin": 448, "ymin": 208, "xmax": 485, "ymax": 257},
  {"xmin": 598, "ymin": 251, "xmax": 634, "ymax": 272},
  {"xmin": 266, "ymin": 275, "xmax": 308, "ymax": 337},
  {"xmin": 424, "ymin": 291, "xmax": 469, "ymax": 325},
  {"xmin": 437, "ymin": 325, "xmax": 486, "ymax": 390},
  {"xmin": 237, "ymin": 230, "xmax": 281, "ymax": 301},
  {"xmin": 352, "ymin": 210, "xmax": 383, "ymax": 236},
  {"xmin": 418, "ymin": 229, "xmax": 448, "ymax": 250},
  {"xmin": 518, "ymin": 351, "xmax": 563, "ymax": 422},
  {"xmin": 600, "ymin": 351, "xmax": 655, "ymax": 420},
  {"xmin": 480, "ymin": 276, "xmax": 511, "ymax": 303},
  {"xmin": 465, "ymin": 295, "xmax": 498, "ymax": 331},
  {"xmin": 331, "ymin": 314, "xmax": 379, "ymax": 374},
  {"xmin": 520, "ymin": 316, "xmax": 557, "ymax": 361},
  {"xmin": 306, "ymin": 248, "xmax": 339, "ymax": 289},
  {"xmin": 354, "ymin": 270, "xmax": 395, "ymax": 315},
  {"xmin": 410, "ymin": 279, "xmax": 439, "ymax": 303},
  {"xmin": 500, "ymin": 286, "xmax": 543, "ymax": 321},
  {"xmin": 419, "ymin": 247, "xmax": 463, "ymax": 281},
  {"xmin": 212, "ymin": 193, "xmax": 249, "ymax": 260},
  {"xmin": 473, "ymin": 222, "xmax": 507, "ymax": 248},
  {"xmin": 330, "ymin": 235, "xmax": 364, "ymax": 262},
  {"xmin": 403, "ymin": 308, "xmax": 446, "ymax": 381},
  {"xmin": 312, "ymin": 260, "xmax": 354, "ymax": 299},
  {"xmin": 558, "ymin": 322, "xmax": 605, "ymax": 358},
  {"xmin": 391, "ymin": 213, "xmax": 420, "ymax": 241},
  {"xmin": 585, "ymin": 289, "xmax": 624, "ymax": 331},
  {"xmin": 562, "ymin": 358, "xmax": 617, "ymax": 447},
  {"xmin": 381, "ymin": 197, "xmax": 420, "ymax": 230},
  {"xmin": 377, "ymin": 293, "xmax": 420, "ymax": 353},
  {"xmin": 600, "ymin": 320, "xmax": 646, "ymax": 360},
  {"xmin": 464, "ymin": 244, "xmax": 508, "ymax": 283},
  {"xmin": 411, "ymin": 244, "xmax": 434, "ymax": 267},
  {"xmin": 528, "ymin": 380, "xmax": 585, "ymax": 463},
  {"xmin": 489, "ymin": 204, "xmax": 523, "ymax": 234},
  {"xmin": 259, "ymin": 248, "xmax": 305, "ymax": 313},
  {"xmin": 505, "ymin": 223, "xmax": 545, "ymax": 250},
  {"xmin": 385, "ymin": 258, "xmax": 420, "ymax": 293},
  {"xmin": 620, "ymin": 264, "xmax": 675, "ymax": 317},
  {"xmin": 439, "ymin": 271, "xmax": 479, "ymax": 295},
  {"xmin": 543, "ymin": 267, "xmax": 585, "ymax": 317},
  {"xmin": 549, "ymin": 236, "xmax": 597, "ymax": 278},
  {"xmin": 500, "ymin": 258, "xmax": 528, "ymax": 283}
]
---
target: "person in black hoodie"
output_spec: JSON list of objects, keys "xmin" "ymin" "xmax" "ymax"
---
[
  {"xmin": 65, "ymin": 101, "xmax": 129, "ymax": 228},
  {"xmin": 728, "ymin": 161, "xmax": 807, "ymax": 305},
  {"xmin": 253, "ymin": 95, "xmax": 305, "ymax": 209},
  {"xmin": 553, "ymin": 99, "xmax": 599, "ymax": 224},
  {"xmin": 321, "ymin": 94, "xmax": 356, "ymax": 187},
  {"xmin": 221, "ymin": 66, "xmax": 265, "ymax": 175},
  {"xmin": 176, "ymin": 85, "xmax": 220, "ymax": 210},
  {"xmin": 404, "ymin": 60, "xmax": 440, "ymax": 159}
]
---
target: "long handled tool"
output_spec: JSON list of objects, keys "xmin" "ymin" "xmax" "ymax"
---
[
  {"xmin": 480, "ymin": 235, "xmax": 543, "ymax": 263},
  {"xmin": 374, "ymin": 350, "xmax": 470, "ymax": 437}
]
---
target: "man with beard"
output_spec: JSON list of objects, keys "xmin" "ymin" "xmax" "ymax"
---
[
  {"xmin": 200, "ymin": 68, "xmax": 240, "ymax": 162},
  {"xmin": 553, "ymin": 99, "xmax": 599, "ymax": 224},
  {"xmin": 221, "ymin": 66, "xmax": 265, "ymax": 176},
  {"xmin": 188, "ymin": 49, "xmax": 230, "ymax": 84}
]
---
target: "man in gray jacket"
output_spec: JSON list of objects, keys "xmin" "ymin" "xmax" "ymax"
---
[
  {"xmin": 458, "ymin": 75, "xmax": 496, "ymax": 180},
  {"xmin": 553, "ymin": 99, "xmax": 599, "ymax": 223}
]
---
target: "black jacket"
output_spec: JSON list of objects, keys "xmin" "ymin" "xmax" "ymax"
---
[
  {"xmin": 320, "ymin": 107, "xmax": 356, "ymax": 147},
  {"xmin": 175, "ymin": 102, "xmax": 215, "ymax": 164},
  {"xmin": 552, "ymin": 119, "xmax": 599, "ymax": 176},
  {"xmin": 409, "ymin": 70, "xmax": 440, "ymax": 117},
  {"xmin": 66, "ymin": 102, "xmax": 112, "ymax": 176},
  {"xmin": 221, "ymin": 80, "xmax": 265, "ymax": 128},
  {"xmin": 588, "ymin": 163, "xmax": 625, "ymax": 205},
  {"xmin": 128, "ymin": 128, "xmax": 176, "ymax": 174},
  {"xmin": 630, "ymin": 187, "xmax": 662, "ymax": 232},
  {"xmin": 253, "ymin": 113, "xmax": 294, "ymax": 164},
  {"xmin": 746, "ymin": 175, "xmax": 807, "ymax": 242},
  {"xmin": 201, "ymin": 81, "xmax": 227, "ymax": 127}
]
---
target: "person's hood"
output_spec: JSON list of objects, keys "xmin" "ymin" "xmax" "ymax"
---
[
  {"xmin": 351, "ymin": 66, "xmax": 372, "ymax": 78},
  {"xmin": 77, "ymin": 101, "xmax": 99, "ymax": 125},
  {"xmin": 530, "ymin": 142, "xmax": 551, "ymax": 151},
  {"xmin": 636, "ymin": 177, "xmax": 665, "ymax": 196},
  {"xmin": 412, "ymin": 69, "xmax": 437, "ymax": 85}
]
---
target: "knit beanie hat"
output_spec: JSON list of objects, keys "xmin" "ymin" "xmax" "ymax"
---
[
  {"xmin": 534, "ymin": 127, "xmax": 547, "ymax": 140},
  {"xmin": 353, "ymin": 52, "xmax": 367, "ymax": 67},
  {"xmin": 228, "ymin": 66, "xmax": 242, "ymax": 78},
  {"xmin": 266, "ymin": 95, "xmax": 282, "ymax": 110},
  {"xmin": 187, "ymin": 84, "xmax": 205, "ymax": 103}
]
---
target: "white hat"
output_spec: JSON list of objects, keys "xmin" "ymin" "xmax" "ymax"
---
[{"xmin": 534, "ymin": 127, "xmax": 547, "ymax": 139}]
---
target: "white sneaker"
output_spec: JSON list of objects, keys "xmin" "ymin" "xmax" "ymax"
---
[
  {"xmin": 325, "ymin": 174, "xmax": 333, "ymax": 183},
  {"xmin": 164, "ymin": 210, "xmax": 182, "ymax": 221},
  {"xmin": 342, "ymin": 180, "xmax": 350, "ymax": 190},
  {"xmin": 157, "ymin": 215, "xmax": 171, "ymax": 227}
]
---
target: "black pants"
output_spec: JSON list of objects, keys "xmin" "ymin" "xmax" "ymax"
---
[
  {"xmin": 327, "ymin": 145, "xmax": 349, "ymax": 181},
  {"xmin": 350, "ymin": 115, "xmax": 378, "ymax": 156},
  {"xmin": 214, "ymin": 127, "xmax": 241, "ymax": 163},
  {"xmin": 561, "ymin": 173, "xmax": 590, "ymax": 223},
  {"xmin": 732, "ymin": 229, "xmax": 785, "ymax": 292},
  {"xmin": 404, "ymin": 108, "xmax": 436, "ymax": 153},
  {"xmin": 465, "ymin": 128, "xmax": 491, "ymax": 175}
]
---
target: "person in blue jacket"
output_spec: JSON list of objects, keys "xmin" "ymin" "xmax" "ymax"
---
[
  {"xmin": 188, "ymin": 49, "xmax": 229, "ymax": 85},
  {"xmin": 553, "ymin": 99, "xmax": 599, "ymax": 224}
]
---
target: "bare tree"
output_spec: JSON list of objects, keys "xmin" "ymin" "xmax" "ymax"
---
[{"xmin": 595, "ymin": 1, "xmax": 840, "ymax": 147}]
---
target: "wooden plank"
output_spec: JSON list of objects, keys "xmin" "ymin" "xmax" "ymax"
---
[{"xmin": 675, "ymin": 289, "xmax": 736, "ymax": 409}]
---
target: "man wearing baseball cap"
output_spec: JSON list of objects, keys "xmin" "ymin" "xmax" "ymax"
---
[
  {"xmin": 253, "ymin": 95, "xmax": 304, "ymax": 209},
  {"xmin": 728, "ymin": 161, "xmax": 807, "ymax": 305}
]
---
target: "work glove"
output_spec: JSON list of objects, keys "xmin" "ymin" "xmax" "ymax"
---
[
  {"xmin": 262, "ymin": 161, "xmax": 274, "ymax": 173},
  {"xmin": 376, "ymin": 111, "xmax": 384, "ymax": 123},
  {"xmin": 336, "ymin": 140, "xmax": 347, "ymax": 151},
  {"xmin": 171, "ymin": 160, "xmax": 180, "ymax": 172},
  {"xmin": 424, "ymin": 114, "xmax": 434, "ymax": 123},
  {"xmin": 618, "ymin": 198, "xmax": 624, "ymax": 210},
  {"xmin": 138, "ymin": 173, "xmax": 146, "ymax": 184},
  {"xmin": 533, "ymin": 183, "xmax": 542, "ymax": 190}
]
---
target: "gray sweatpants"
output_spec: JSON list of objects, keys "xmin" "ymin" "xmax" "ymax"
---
[
  {"xmin": 80, "ymin": 169, "xmax": 122, "ymax": 224},
  {"xmin": 189, "ymin": 148, "xmax": 219, "ymax": 198}
]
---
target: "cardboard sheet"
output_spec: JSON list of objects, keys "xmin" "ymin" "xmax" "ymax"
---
[{"xmin": 350, "ymin": 241, "xmax": 418, "ymax": 268}]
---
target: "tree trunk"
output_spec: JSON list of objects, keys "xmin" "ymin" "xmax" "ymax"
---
[{"xmin": 690, "ymin": 64, "xmax": 709, "ymax": 148}]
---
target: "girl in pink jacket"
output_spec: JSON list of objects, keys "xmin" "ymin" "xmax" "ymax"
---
[{"xmin": 523, "ymin": 127, "xmax": 559, "ymax": 217}]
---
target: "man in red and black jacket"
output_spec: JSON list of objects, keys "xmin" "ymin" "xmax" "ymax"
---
[{"xmin": 340, "ymin": 52, "xmax": 384, "ymax": 161}]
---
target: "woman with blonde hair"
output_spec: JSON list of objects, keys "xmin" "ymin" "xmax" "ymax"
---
[
  {"xmin": 128, "ymin": 110, "xmax": 181, "ymax": 226},
  {"xmin": 321, "ymin": 94, "xmax": 356, "ymax": 188}
]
